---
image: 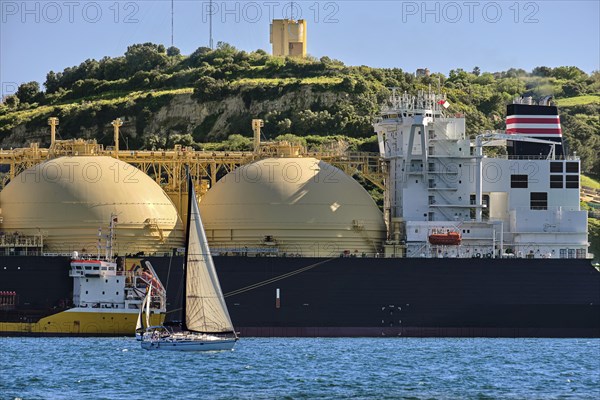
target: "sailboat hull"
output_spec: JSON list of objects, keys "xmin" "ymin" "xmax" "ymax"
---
[{"xmin": 140, "ymin": 337, "xmax": 236, "ymax": 351}]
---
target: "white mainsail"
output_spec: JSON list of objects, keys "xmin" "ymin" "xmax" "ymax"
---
[{"xmin": 185, "ymin": 185, "xmax": 235, "ymax": 333}]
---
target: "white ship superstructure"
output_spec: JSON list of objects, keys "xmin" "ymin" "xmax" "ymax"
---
[{"xmin": 374, "ymin": 90, "xmax": 590, "ymax": 259}]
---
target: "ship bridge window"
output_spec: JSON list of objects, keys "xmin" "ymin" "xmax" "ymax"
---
[
  {"xmin": 566, "ymin": 162, "xmax": 579, "ymax": 173},
  {"xmin": 530, "ymin": 192, "xmax": 548, "ymax": 210},
  {"xmin": 511, "ymin": 175, "xmax": 528, "ymax": 188},
  {"xmin": 550, "ymin": 162, "xmax": 563, "ymax": 173},
  {"xmin": 559, "ymin": 249, "xmax": 566, "ymax": 258},
  {"xmin": 566, "ymin": 175, "xmax": 579, "ymax": 189},
  {"xmin": 550, "ymin": 175, "xmax": 563, "ymax": 188}
]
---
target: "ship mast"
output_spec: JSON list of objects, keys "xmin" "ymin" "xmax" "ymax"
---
[{"xmin": 105, "ymin": 214, "xmax": 117, "ymax": 260}]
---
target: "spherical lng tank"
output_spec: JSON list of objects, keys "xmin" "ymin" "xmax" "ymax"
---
[
  {"xmin": 0, "ymin": 156, "xmax": 184, "ymax": 254},
  {"xmin": 199, "ymin": 158, "xmax": 386, "ymax": 257}
]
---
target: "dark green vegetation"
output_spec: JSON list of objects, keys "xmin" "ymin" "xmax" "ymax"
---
[
  {"xmin": 590, "ymin": 218, "xmax": 600, "ymax": 263},
  {"xmin": 1, "ymin": 42, "xmax": 598, "ymax": 176},
  {"xmin": 581, "ymin": 175, "xmax": 600, "ymax": 262}
]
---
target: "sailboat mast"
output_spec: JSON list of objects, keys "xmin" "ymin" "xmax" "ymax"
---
[{"xmin": 180, "ymin": 170, "xmax": 194, "ymax": 332}]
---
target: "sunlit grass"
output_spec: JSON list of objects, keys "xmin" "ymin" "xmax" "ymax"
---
[
  {"xmin": 0, "ymin": 88, "xmax": 195, "ymax": 131},
  {"xmin": 232, "ymin": 77, "xmax": 341, "ymax": 86},
  {"xmin": 556, "ymin": 94, "xmax": 600, "ymax": 107},
  {"xmin": 581, "ymin": 175, "xmax": 600, "ymax": 190}
]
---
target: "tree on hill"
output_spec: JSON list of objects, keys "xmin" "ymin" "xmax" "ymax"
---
[
  {"xmin": 45, "ymin": 71, "xmax": 60, "ymax": 93},
  {"xmin": 124, "ymin": 43, "xmax": 168, "ymax": 75},
  {"xmin": 532, "ymin": 66, "xmax": 552, "ymax": 77},
  {"xmin": 3, "ymin": 95, "xmax": 19, "ymax": 108},
  {"xmin": 551, "ymin": 66, "xmax": 587, "ymax": 81},
  {"xmin": 16, "ymin": 81, "xmax": 41, "ymax": 104},
  {"xmin": 167, "ymin": 46, "xmax": 181, "ymax": 57}
]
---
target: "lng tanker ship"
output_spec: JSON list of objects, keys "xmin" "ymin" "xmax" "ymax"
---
[{"xmin": 0, "ymin": 93, "xmax": 598, "ymax": 337}]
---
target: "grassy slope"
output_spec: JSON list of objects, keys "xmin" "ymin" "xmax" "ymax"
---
[
  {"xmin": 581, "ymin": 175, "xmax": 600, "ymax": 190},
  {"xmin": 556, "ymin": 94, "xmax": 600, "ymax": 107},
  {"xmin": 0, "ymin": 88, "xmax": 194, "ymax": 132}
]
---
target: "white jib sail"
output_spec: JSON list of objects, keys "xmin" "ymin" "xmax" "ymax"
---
[
  {"xmin": 136, "ymin": 286, "xmax": 151, "ymax": 331},
  {"xmin": 185, "ymin": 187, "xmax": 235, "ymax": 333},
  {"xmin": 145, "ymin": 284, "xmax": 152, "ymax": 328},
  {"xmin": 135, "ymin": 299, "xmax": 143, "ymax": 332}
]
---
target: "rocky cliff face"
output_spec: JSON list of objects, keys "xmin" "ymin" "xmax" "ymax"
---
[
  {"xmin": 143, "ymin": 86, "xmax": 342, "ymax": 140},
  {"xmin": 0, "ymin": 86, "xmax": 346, "ymax": 148}
]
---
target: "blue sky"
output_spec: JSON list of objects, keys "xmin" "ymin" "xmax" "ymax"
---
[{"xmin": 1, "ymin": 0, "xmax": 599, "ymax": 96}]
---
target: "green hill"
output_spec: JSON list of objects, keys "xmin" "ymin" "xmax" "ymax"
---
[{"xmin": 1, "ymin": 42, "xmax": 599, "ymax": 176}]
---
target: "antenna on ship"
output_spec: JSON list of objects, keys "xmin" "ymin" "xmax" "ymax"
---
[
  {"xmin": 105, "ymin": 214, "xmax": 118, "ymax": 260},
  {"xmin": 97, "ymin": 228, "xmax": 102, "ymax": 260}
]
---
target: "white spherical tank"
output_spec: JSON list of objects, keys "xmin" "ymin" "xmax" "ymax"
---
[
  {"xmin": 199, "ymin": 158, "xmax": 386, "ymax": 257},
  {"xmin": 0, "ymin": 156, "xmax": 184, "ymax": 254}
]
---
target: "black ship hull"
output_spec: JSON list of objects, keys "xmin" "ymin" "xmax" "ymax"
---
[{"xmin": 1, "ymin": 255, "xmax": 599, "ymax": 337}]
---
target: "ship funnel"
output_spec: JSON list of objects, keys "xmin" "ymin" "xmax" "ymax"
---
[
  {"xmin": 506, "ymin": 98, "xmax": 564, "ymax": 157},
  {"xmin": 539, "ymin": 96, "xmax": 553, "ymax": 106}
]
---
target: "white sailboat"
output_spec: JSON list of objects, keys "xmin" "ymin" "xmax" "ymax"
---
[{"xmin": 140, "ymin": 172, "xmax": 238, "ymax": 351}]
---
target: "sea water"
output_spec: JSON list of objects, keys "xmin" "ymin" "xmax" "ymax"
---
[{"xmin": 1, "ymin": 338, "xmax": 599, "ymax": 399}]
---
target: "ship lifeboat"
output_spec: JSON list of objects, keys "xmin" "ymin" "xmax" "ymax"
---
[{"xmin": 428, "ymin": 231, "xmax": 461, "ymax": 246}]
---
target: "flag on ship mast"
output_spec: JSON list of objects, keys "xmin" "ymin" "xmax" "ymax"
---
[{"xmin": 438, "ymin": 99, "xmax": 450, "ymax": 109}]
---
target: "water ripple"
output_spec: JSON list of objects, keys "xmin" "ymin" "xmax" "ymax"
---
[{"xmin": 0, "ymin": 337, "xmax": 599, "ymax": 399}]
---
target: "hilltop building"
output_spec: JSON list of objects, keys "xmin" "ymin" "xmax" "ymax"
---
[{"xmin": 270, "ymin": 19, "xmax": 307, "ymax": 57}]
